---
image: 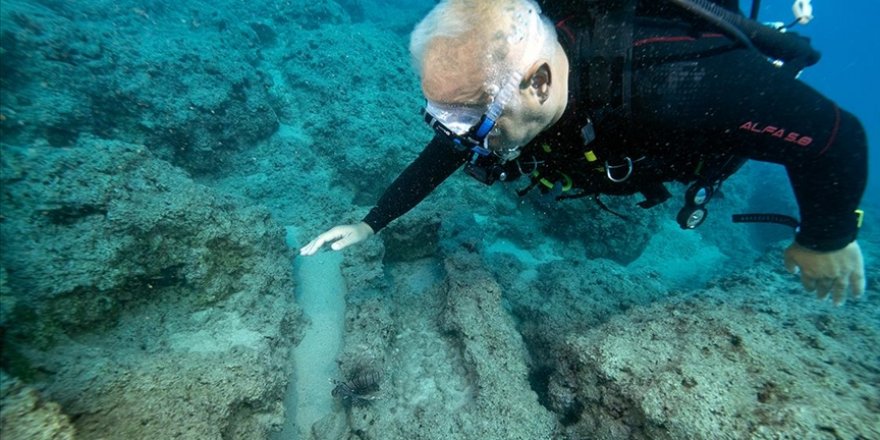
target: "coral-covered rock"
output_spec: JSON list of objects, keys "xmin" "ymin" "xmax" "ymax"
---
[
  {"xmin": 274, "ymin": 20, "xmax": 427, "ymax": 204},
  {"xmin": 435, "ymin": 251, "xmax": 557, "ymax": 439},
  {"xmin": 534, "ymin": 195, "xmax": 658, "ymax": 265},
  {"xmin": 0, "ymin": 0, "xmax": 279, "ymax": 174},
  {"xmin": 332, "ymin": 248, "xmax": 558, "ymax": 440},
  {"xmin": 0, "ymin": 138, "xmax": 302, "ymax": 439},
  {"xmin": 0, "ymin": 372, "xmax": 75, "ymax": 440},
  {"xmin": 549, "ymin": 265, "xmax": 880, "ymax": 440}
]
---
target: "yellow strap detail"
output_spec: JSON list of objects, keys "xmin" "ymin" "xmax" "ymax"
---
[
  {"xmin": 855, "ymin": 209, "xmax": 864, "ymax": 228},
  {"xmin": 561, "ymin": 173, "xmax": 573, "ymax": 191},
  {"xmin": 585, "ymin": 150, "xmax": 598, "ymax": 162},
  {"xmin": 538, "ymin": 175, "xmax": 573, "ymax": 191}
]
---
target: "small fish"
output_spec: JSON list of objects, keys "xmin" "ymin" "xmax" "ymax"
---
[{"xmin": 330, "ymin": 368, "xmax": 382, "ymax": 407}]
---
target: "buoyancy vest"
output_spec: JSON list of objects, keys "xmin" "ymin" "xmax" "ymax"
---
[
  {"xmin": 508, "ymin": 0, "xmax": 751, "ymax": 225},
  {"xmin": 494, "ymin": 0, "xmax": 815, "ymax": 227}
]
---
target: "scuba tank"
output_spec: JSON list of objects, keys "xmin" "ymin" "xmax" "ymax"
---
[
  {"xmin": 538, "ymin": 0, "xmax": 820, "ymax": 71},
  {"xmin": 665, "ymin": 0, "xmax": 820, "ymax": 71}
]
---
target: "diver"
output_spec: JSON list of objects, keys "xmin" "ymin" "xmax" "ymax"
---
[{"xmin": 300, "ymin": 0, "xmax": 868, "ymax": 305}]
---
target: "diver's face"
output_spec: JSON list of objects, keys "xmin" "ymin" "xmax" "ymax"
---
[{"xmin": 421, "ymin": 40, "xmax": 569, "ymax": 157}]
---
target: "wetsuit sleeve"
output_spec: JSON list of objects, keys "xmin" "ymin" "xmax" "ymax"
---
[
  {"xmin": 782, "ymin": 108, "xmax": 867, "ymax": 251},
  {"xmin": 632, "ymin": 42, "xmax": 868, "ymax": 251},
  {"xmin": 362, "ymin": 135, "xmax": 468, "ymax": 232}
]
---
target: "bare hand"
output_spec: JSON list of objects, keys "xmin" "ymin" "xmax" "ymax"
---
[
  {"xmin": 784, "ymin": 241, "xmax": 866, "ymax": 305},
  {"xmin": 299, "ymin": 222, "xmax": 375, "ymax": 256}
]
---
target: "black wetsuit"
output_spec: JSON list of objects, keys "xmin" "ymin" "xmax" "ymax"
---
[{"xmin": 363, "ymin": 2, "xmax": 868, "ymax": 252}]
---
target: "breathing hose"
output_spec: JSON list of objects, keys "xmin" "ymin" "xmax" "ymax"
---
[
  {"xmin": 750, "ymin": 0, "xmax": 761, "ymax": 20},
  {"xmin": 666, "ymin": 0, "xmax": 821, "ymax": 68}
]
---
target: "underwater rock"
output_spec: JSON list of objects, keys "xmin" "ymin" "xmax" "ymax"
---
[
  {"xmin": 0, "ymin": 137, "xmax": 303, "ymax": 439},
  {"xmin": 0, "ymin": 371, "xmax": 75, "ymax": 440},
  {"xmin": 331, "ymin": 246, "xmax": 556, "ymax": 439},
  {"xmin": 548, "ymin": 264, "xmax": 880, "ymax": 439},
  {"xmin": 0, "ymin": 0, "xmax": 278, "ymax": 174},
  {"xmin": 494, "ymin": 257, "xmax": 668, "ymax": 391},
  {"xmin": 275, "ymin": 21, "xmax": 425, "ymax": 205},
  {"xmin": 380, "ymin": 212, "xmax": 441, "ymax": 263},
  {"xmin": 437, "ymin": 251, "xmax": 557, "ymax": 439},
  {"xmin": 535, "ymin": 196, "xmax": 658, "ymax": 265},
  {"xmin": 0, "ymin": 268, "xmax": 14, "ymax": 329}
]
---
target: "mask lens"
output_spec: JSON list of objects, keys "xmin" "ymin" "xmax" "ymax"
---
[{"xmin": 425, "ymin": 101, "xmax": 483, "ymax": 136}]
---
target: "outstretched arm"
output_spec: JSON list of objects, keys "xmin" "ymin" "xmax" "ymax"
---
[
  {"xmin": 300, "ymin": 135, "xmax": 467, "ymax": 255},
  {"xmin": 724, "ymin": 72, "xmax": 868, "ymax": 304},
  {"xmin": 361, "ymin": 135, "xmax": 468, "ymax": 233},
  {"xmin": 713, "ymin": 57, "xmax": 868, "ymax": 303},
  {"xmin": 776, "ymin": 104, "xmax": 867, "ymax": 304}
]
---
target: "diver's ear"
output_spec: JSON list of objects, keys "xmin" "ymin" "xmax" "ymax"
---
[{"xmin": 525, "ymin": 62, "xmax": 552, "ymax": 105}]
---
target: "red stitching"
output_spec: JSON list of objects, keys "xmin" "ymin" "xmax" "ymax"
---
[
  {"xmin": 633, "ymin": 33, "xmax": 726, "ymax": 47},
  {"xmin": 555, "ymin": 16, "xmax": 576, "ymax": 44},
  {"xmin": 634, "ymin": 36, "xmax": 695, "ymax": 46},
  {"xmin": 818, "ymin": 105, "xmax": 841, "ymax": 156}
]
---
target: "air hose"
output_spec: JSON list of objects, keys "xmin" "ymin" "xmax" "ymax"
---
[
  {"xmin": 732, "ymin": 213, "xmax": 800, "ymax": 229},
  {"xmin": 667, "ymin": 0, "xmax": 821, "ymax": 69},
  {"xmin": 750, "ymin": 0, "xmax": 761, "ymax": 20}
]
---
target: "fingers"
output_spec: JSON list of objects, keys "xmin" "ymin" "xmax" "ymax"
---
[
  {"xmin": 786, "ymin": 241, "xmax": 865, "ymax": 306},
  {"xmin": 299, "ymin": 223, "xmax": 372, "ymax": 256},
  {"xmin": 805, "ymin": 274, "xmax": 857, "ymax": 306},
  {"xmin": 830, "ymin": 277, "xmax": 849, "ymax": 306},
  {"xmin": 784, "ymin": 250, "xmax": 799, "ymax": 274},
  {"xmin": 299, "ymin": 227, "xmax": 345, "ymax": 256},
  {"xmin": 330, "ymin": 232, "xmax": 357, "ymax": 251},
  {"xmin": 331, "ymin": 223, "xmax": 371, "ymax": 251},
  {"xmin": 299, "ymin": 237, "xmax": 326, "ymax": 256},
  {"xmin": 814, "ymin": 278, "xmax": 832, "ymax": 301},
  {"xmin": 801, "ymin": 273, "xmax": 817, "ymax": 292},
  {"xmin": 850, "ymin": 269, "xmax": 866, "ymax": 298}
]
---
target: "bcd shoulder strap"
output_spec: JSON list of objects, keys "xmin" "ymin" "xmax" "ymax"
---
[{"xmin": 580, "ymin": 0, "xmax": 637, "ymax": 124}]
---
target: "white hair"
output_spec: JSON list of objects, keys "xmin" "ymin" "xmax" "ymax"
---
[{"xmin": 410, "ymin": 0, "xmax": 558, "ymax": 104}]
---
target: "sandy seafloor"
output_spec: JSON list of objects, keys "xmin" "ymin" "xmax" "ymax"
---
[{"xmin": 0, "ymin": 1, "xmax": 878, "ymax": 439}]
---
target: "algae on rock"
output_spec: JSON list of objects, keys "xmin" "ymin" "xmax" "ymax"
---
[{"xmin": 0, "ymin": 138, "xmax": 303, "ymax": 440}]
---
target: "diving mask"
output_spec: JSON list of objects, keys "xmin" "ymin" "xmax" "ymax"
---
[
  {"xmin": 422, "ymin": 66, "xmax": 524, "ymax": 154},
  {"xmin": 424, "ymin": 101, "xmax": 485, "ymax": 138},
  {"xmin": 421, "ymin": 100, "xmax": 506, "ymax": 185}
]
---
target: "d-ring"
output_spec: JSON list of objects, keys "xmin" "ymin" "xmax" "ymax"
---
[{"xmin": 606, "ymin": 157, "xmax": 633, "ymax": 183}]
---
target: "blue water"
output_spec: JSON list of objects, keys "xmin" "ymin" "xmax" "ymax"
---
[{"xmin": 0, "ymin": 1, "xmax": 877, "ymax": 439}]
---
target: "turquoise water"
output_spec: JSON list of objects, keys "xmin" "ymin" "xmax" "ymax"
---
[{"xmin": 0, "ymin": 1, "xmax": 877, "ymax": 439}]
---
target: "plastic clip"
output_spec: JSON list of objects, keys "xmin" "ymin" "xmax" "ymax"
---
[{"xmin": 605, "ymin": 157, "xmax": 633, "ymax": 183}]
